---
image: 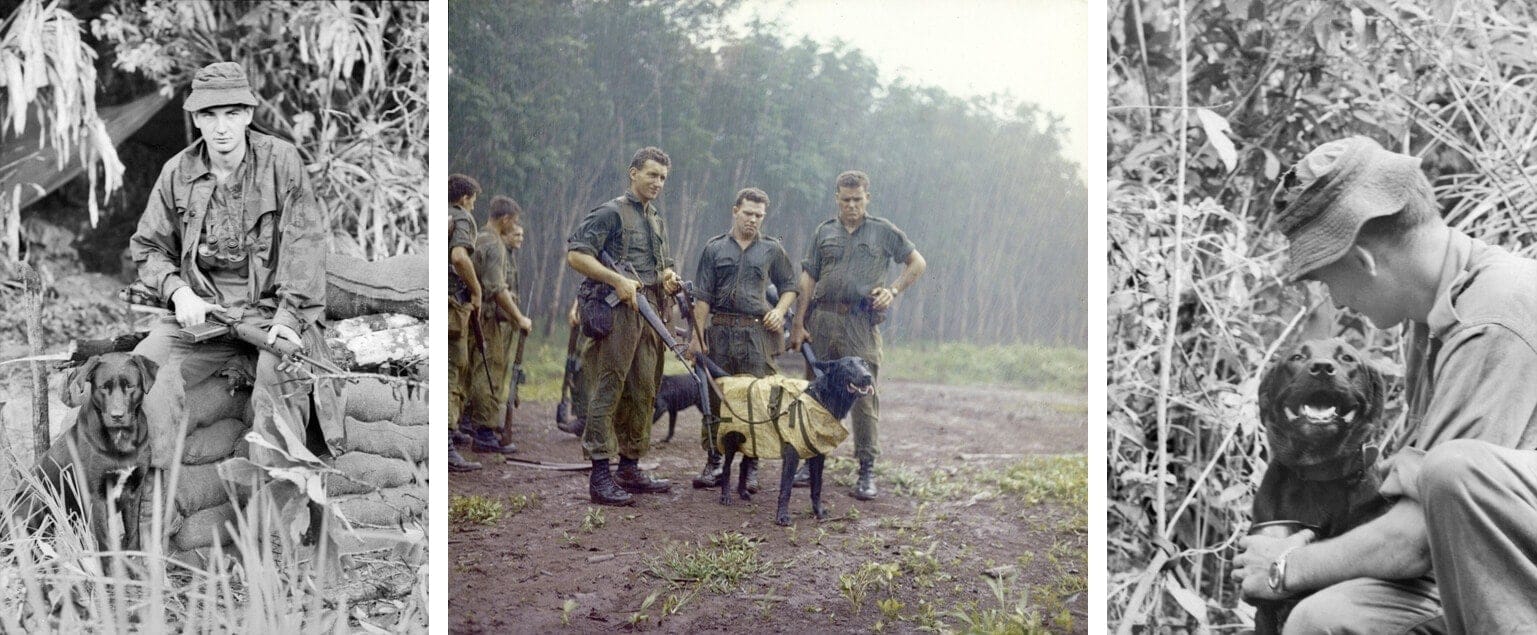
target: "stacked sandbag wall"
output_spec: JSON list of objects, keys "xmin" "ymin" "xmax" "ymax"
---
[
  {"xmin": 161, "ymin": 376, "xmax": 253, "ymax": 565},
  {"xmin": 324, "ymin": 375, "xmax": 429, "ymax": 529}
]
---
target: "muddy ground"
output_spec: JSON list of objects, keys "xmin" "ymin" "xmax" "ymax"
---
[{"xmin": 448, "ymin": 369, "xmax": 1087, "ymax": 634}]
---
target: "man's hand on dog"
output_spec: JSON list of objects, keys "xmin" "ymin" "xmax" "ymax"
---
[
  {"xmin": 1232, "ymin": 529, "xmax": 1315, "ymax": 601},
  {"xmin": 1377, "ymin": 447, "xmax": 1429, "ymax": 502},
  {"xmin": 172, "ymin": 286, "xmax": 225, "ymax": 328}
]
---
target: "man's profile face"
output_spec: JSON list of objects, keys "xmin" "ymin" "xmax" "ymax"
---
[
  {"xmin": 629, "ymin": 160, "xmax": 669, "ymax": 204},
  {"xmin": 506, "ymin": 222, "xmax": 525, "ymax": 249},
  {"xmin": 1304, "ymin": 246, "xmax": 1399, "ymax": 328},
  {"xmin": 192, "ymin": 105, "xmax": 253, "ymax": 156},
  {"xmin": 732, "ymin": 200, "xmax": 767, "ymax": 239},
  {"xmin": 836, "ymin": 186, "xmax": 869, "ymax": 225}
]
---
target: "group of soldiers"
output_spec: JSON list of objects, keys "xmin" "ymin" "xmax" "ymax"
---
[{"xmin": 446, "ymin": 147, "xmax": 926, "ymax": 507}]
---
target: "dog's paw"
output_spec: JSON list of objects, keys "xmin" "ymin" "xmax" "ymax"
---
[
  {"xmin": 718, "ymin": 495, "xmax": 731, "ymax": 506},
  {"xmin": 813, "ymin": 505, "xmax": 828, "ymax": 520},
  {"xmin": 775, "ymin": 513, "xmax": 792, "ymax": 526},
  {"xmin": 738, "ymin": 489, "xmax": 752, "ymax": 501}
]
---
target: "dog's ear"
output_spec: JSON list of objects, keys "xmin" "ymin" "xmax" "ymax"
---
[
  {"xmin": 1362, "ymin": 359, "xmax": 1387, "ymax": 424},
  {"xmin": 130, "ymin": 354, "xmax": 160, "ymax": 397},
  {"xmin": 1256, "ymin": 355, "xmax": 1287, "ymax": 417},
  {"xmin": 814, "ymin": 360, "xmax": 834, "ymax": 377},
  {"xmin": 63, "ymin": 357, "xmax": 100, "ymax": 408}
]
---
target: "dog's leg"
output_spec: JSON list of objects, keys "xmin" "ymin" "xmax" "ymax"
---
[
  {"xmin": 738, "ymin": 458, "xmax": 754, "ymax": 501},
  {"xmin": 777, "ymin": 446, "xmax": 799, "ymax": 526},
  {"xmin": 809, "ymin": 455, "xmax": 827, "ymax": 520},
  {"xmin": 719, "ymin": 439, "xmax": 736, "ymax": 506},
  {"xmin": 665, "ymin": 410, "xmax": 676, "ymax": 443}
]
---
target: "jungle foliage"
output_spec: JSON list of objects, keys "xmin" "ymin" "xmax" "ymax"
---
[
  {"xmin": 449, "ymin": 0, "xmax": 1087, "ymax": 346},
  {"xmin": 1109, "ymin": 0, "xmax": 1537, "ymax": 630}
]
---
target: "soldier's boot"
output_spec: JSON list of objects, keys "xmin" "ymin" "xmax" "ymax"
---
[
  {"xmin": 472, "ymin": 426, "xmax": 518, "ymax": 455},
  {"xmin": 615, "ymin": 457, "xmax": 671, "ymax": 494},
  {"xmin": 792, "ymin": 462, "xmax": 811, "ymax": 488},
  {"xmin": 448, "ymin": 442, "xmax": 482, "ymax": 473},
  {"xmin": 557, "ymin": 416, "xmax": 586, "ymax": 436},
  {"xmin": 691, "ymin": 450, "xmax": 724, "ymax": 489},
  {"xmin": 589, "ymin": 459, "xmax": 635, "ymax": 506},
  {"xmin": 853, "ymin": 458, "xmax": 877, "ymax": 501},
  {"xmin": 742, "ymin": 457, "xmax": 761, "ymax": 494},
  {"xmin": 450, "ymin": 428, "xmax": 474, "ymax": 446}
]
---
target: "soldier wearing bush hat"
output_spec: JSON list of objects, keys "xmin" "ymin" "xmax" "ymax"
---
[
  {"xmin": 1232, "ymin": 136, "xmax": 1537, "ymax": 633},
  {"xmin": 130, "ymin": 60, "xmax": 329, "ymax": 480}
]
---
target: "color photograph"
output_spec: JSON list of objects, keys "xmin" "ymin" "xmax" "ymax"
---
[{"xmin": 446, "ymin": 0, "xmax": 1090, "ymax": 632}]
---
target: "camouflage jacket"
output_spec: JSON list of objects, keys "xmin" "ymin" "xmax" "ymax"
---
[{"xmin": 130, "ymin": 130, "xmax": 327, "ymax": 333}]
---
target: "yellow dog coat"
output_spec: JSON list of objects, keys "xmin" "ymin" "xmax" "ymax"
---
[{"xmin": 714, "ymin": 374, "xmax": 848, "ymax": 459}]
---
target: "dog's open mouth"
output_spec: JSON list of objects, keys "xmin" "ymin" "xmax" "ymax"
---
[
  {"xmin": 1281, "ymin": 389, "xmax": 1358, "ymax": 427},
  {"xmin": 846, "ymin": 382, "xmax": 875, "ymax": 396}
]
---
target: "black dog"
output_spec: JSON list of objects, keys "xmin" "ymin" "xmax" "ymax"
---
[
  {"xmin": 16, "ymin": 353, "xmax": 157, "ymax": 554},
  {"xmin": 713, "ymin": 357, "xmax": 874, "ymax": 526},
  {"xmin": 652, "ymin": 373, "xmax": 702, "ymax": 442},
  {"xmin": 1250, "ymin": 338, "xmax": 1392, "ymax": 633}
]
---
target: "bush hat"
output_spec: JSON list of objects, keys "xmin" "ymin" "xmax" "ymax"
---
[
  {"xmin": 1270, "ymin": 136, "xmax": 1423, "ymax": 282},
  {"xmin": 183, "ymin": 62, "xmax": 259, "ymax": 112}
]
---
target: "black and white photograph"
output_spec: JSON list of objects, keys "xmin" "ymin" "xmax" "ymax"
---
[
  {"xmin": 1109, "ymin": 1, "xmax": 1537, "ymax": 632},
  {"xmin": 445, "ymin": 0, "xmax": 1089, "ymax": 632},
  {"xmin": 0, "ymin": 1, "xmax": 428, "ymax": 630}
]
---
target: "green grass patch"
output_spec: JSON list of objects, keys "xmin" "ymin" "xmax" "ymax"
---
[
  {"xmin": 881, "ymin": 341, "xmax": 1085, "ymax": 392},
  {"xmin": 645, "ymin": 531, "xmax": 770, "ymax": 594},
  {"xmin": 986, "ymin": 454, "xmax": 1088, "ymax": 508},
  {"xmin": 448, "ymin": 494, "xmax": 504, "ymax": 526}
]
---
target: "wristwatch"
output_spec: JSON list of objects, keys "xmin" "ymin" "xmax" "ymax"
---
[{"xmin": 1267, "ymin": 546, "xmax": 1302, "ymax": 595}]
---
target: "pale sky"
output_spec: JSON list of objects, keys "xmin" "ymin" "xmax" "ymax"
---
[{"xmin": 726, "ymin": 0, "xmax": 1089, "ymax": 170}]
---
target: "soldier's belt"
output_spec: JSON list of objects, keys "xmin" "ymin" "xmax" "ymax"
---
[{"xmin": 710, "ymin": 312, "xmax": 763, "ymax": 328}]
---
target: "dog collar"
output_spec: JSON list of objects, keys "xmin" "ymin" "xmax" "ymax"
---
[{"xmin": 1290, "ymin": 445, "xmax": 1378, "ymax": 482}]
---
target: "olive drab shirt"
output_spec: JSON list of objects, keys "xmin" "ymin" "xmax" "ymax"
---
[
  {"xmin": 130, "ymin": 130, "xmax": 326, "ymax": 334},
  {"xmin": 802, "ymin": 216, "xmax": 917, "ymax": 305},
  {"xmin": 472, "ymin": 230, "xmax": 520, "ymax": 311},
  {"xmin": 448, "ymin": 203, "xmax": 477, "ymax": 305},
  {"xmin": 695, "ymin": 233, "xmax": 796, "ymax": 317},
  {"xmin": 567, "ymin": 192, "xmax": 675, "ymax": 286}
]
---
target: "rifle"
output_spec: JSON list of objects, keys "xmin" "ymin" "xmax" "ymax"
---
[
  {"xmin": 801, "ymin": 342, "xmax": 823, "ymax": 379},
  {"xmin": 501, "ymin": 329, "xmax": 527, "ymax": 442},
  {"xmin": 555, "ymin": 322, "xmax": 581, "ymax": 425},
  {"xmin": 178, "ymin": 309, "xmax": 345, "ymax": 375},
  {"xmin": 595, "ymin": 251, "xmax": 694, "ymax": 370}
]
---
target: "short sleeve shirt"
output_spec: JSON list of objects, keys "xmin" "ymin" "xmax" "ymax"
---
[
  {"xmin": 567, "ymin": 192, "xmax": 674, "ymax": 285},
  {"xmin": 1403, "ymin": 231, "xmax": 1537, "ymax": 451},
  {"xmin": 801, "ymin": 215, "xmax": 916, "ymax": 305},
  {"xmin": 448, "ymin": 203, "xmax": 477, "ymax": 296},
  {"xmin": 472, "ymin": 230, "xmax": 507, "ymax": 302},
  {"xmin": 694, "ymin": 234, "xmax": 797, "ymax": 316}
]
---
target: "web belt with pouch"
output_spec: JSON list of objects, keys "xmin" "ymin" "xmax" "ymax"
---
[{"xmin": 813, "ymin": 296, "xmax": 886, "ymax": 325}]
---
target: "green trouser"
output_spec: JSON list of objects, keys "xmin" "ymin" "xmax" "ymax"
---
[
  {"xmin": 467, "ymin": 313, "xmax": 515, "ymax": 429},
  {"xmin": 580, "ymin": 287, "xmax": 665, "ymax": 461},
  {"xmin": 447, "ymin": 300, "xmax": 472, "ymax": 432},
  {"xmin": 807, "ymin": 307, "xmax": 882, "ymax": 464},
  {"xmin": 702, "ymin": 323, "xmax": 780, "ymax": 452}
]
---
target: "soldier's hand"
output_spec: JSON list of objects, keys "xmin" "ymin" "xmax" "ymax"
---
[
  {"xmin": 871, "ymin": 286, "xmax": 897, "ymax": 311},
  {"xmin": 568, "ymin": 301, "xmax": 581, "ymax": 327},
  {"xmin": 468, "ymin": 292, "xmax": 483, "ymax": 314},
  {"xmin": 789, "ymin": 324, "xmax": 811, "ymax": 348},
  {"xmin": 518, "ymin": 315, "xmax": 533, "ymax": 333},
  {"xmin": 763, "ymin": 307, "xmax": 787, "ymax": 332},
  {"xmin": 171, "ymin": 286, "xmax": 224, "ymax": 328},
  {"xmin": 266, "ymin": 324, "xmax": 305, "ymax": 374},
  {"xmin": 661, "ymin": 268, "xmax": 683, "ymax": 295},
  {"xmin": 688, "ymin": 332, "xmax": 706, "ymax": 356},
  {"xmin": 612, "ymin": 277, "xmax": 641, "ymax": 310}
]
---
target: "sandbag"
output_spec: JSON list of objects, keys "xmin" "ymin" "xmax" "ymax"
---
[
  {"xmin": 324, "ymin": 451, "xmax": 417, "ymax": 496},
  {"xmin": 185, "ymin": 377, "xmax": 250, "ymax": 429},
  {"xmin": 175, "ymin": 463, "xmax": 232, "ymax": 512},
  {"xmin": 342, "ymin": 377, "xmax": 428, "ymax": 425},
  {"xmin": 334, "ymin": 486, "xmax": 426, "ymax": 528},
  {"xmin": 326, "ymin": 253, "xmax": 428, "ymax": 320},
  {"xmin": 182, "ymin": 418, "xmax": 249, "ymax": 465},
  {"xmin": 341, "ymin": 417, "xmax": 429, "ymax": 461},
  {"xmin": 173, "ymin": 501, "xmax": 237, "ymax": 551},
  {"xmin": 715, "ymin": 375, "xmax": 848, "ymax": 460}
]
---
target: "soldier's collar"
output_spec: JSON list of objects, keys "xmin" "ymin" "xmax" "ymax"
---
[{"xmin": 180, "ymin": 131, "xmax": 259, "ymax": 183}]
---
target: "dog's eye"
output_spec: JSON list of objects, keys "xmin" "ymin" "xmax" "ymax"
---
[
  {"xmin": 1289, "ymin": 353, "xmax": 1304, "ymax": 362},
  {"xmin": 1340, "ymin": 353, "xmax": 1356, "ymax": 364}
]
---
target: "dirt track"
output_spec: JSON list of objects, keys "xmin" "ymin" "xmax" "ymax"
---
[{"xmin": 448, "ymin": 371, "xmax": 1087, "ymax": 633}]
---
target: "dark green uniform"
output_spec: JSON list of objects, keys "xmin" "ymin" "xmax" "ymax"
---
[
  {"xmin": 801, "ymin": 215, "xmax": 916, "ymax": 464},
  {"xmin": 467, "ymin": 230, "xmax": 520, "ymax": 427},
  {"xmin": 694, "ymin": 232, "xmax": 797, "ymax": 450},
  {"xmin": 568, "ymin": 192, "xmax": 675, "ymax": 461},
  {"xmin": 447, "ymin": 203, "xmax": 477, "ymax": 432}
]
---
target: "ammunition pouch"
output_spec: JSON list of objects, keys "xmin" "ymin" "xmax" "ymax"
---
[{"xmin": 576, "ymin": 278, "xmax": 615, "ymax": 339}]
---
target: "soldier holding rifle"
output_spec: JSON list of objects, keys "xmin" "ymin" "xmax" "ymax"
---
[{"xmin": 465, "ymin": 196, "xmax": 531, "ymax": 456}]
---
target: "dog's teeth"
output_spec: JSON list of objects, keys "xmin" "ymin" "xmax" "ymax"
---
[
  {"xmin": 1342, "ymin": 410, "xmax": 1356, "ymax": 423},
  {"xmin": 1301, "ymin": 405, "xmax": 1337, "ymax": 419},
  {"xmin": 1284, "ymin": 407, "xmax": 1299, "ymax": 421}
]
